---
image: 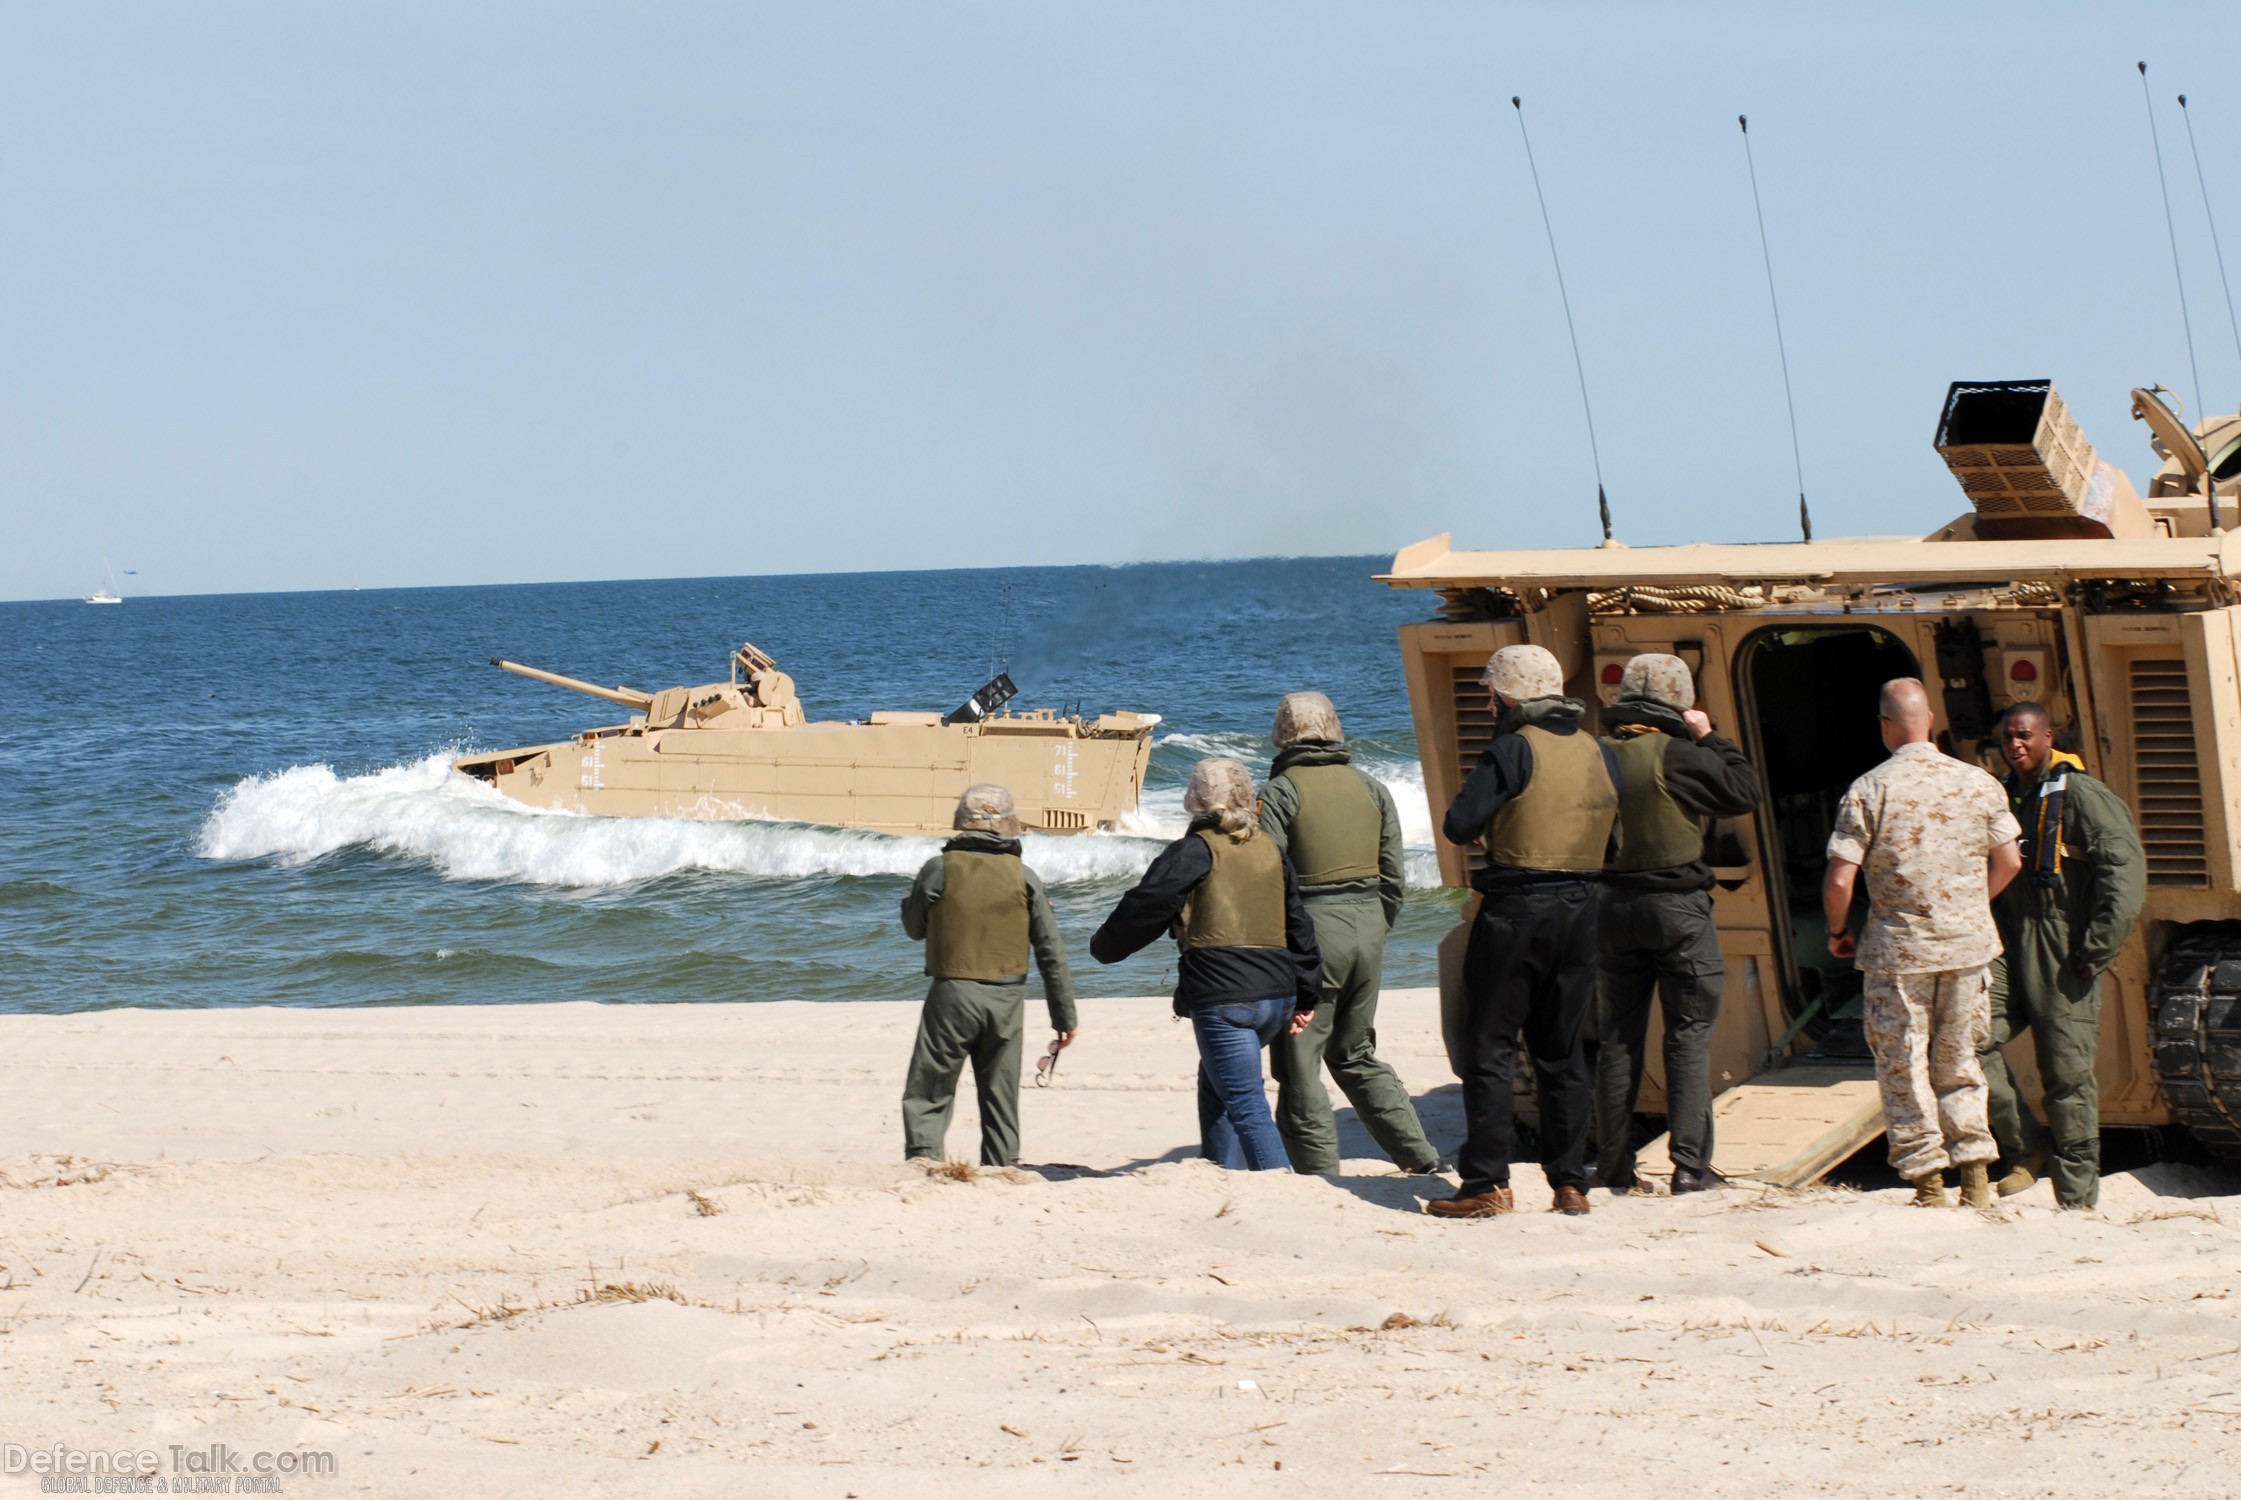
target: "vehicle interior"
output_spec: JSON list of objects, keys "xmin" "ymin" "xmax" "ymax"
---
[{"xmin": 1739, "ymin": 625, "xmax": 1921, "ymax": 1055}]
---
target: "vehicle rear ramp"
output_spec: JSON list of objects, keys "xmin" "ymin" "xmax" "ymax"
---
[{"xmin": 1631, "ymin": 1061, "xmax": 1885, "ymax": 1189}]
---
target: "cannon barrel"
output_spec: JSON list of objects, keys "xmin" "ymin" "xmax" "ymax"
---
[{"xmin": 490, "ymin": 658, "xmax": 654, "ymax": 711}]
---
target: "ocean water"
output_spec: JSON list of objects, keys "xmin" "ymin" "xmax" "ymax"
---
[{"xmin": 0, "ymin": 556, "xmax": 1464, "ymax": 1014}]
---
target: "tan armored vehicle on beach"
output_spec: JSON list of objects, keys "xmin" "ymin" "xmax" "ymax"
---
[
  {"xmin": 455, "ymin": 642, "xmax": 1159, "ymax": 836},
  {"xmin": 1385, "ymin": 379, "xmax": 2241, "ymax": 1183}
]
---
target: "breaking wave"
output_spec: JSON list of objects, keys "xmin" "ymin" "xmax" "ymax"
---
[
  {"xmin": 197, "ymin": 753, "xmax": 1441, "ymax": 891},
  {"xmin": 1367, "ymin": 761, "xmax": 1437, "ymax": 852},
  {"xmin": 1151, "ymin": 730, "xmax": 1437, "ymax": 853},
  {"xmin": 1154, "ymin": 730, "xmax": 1265, "ymax": 759}
]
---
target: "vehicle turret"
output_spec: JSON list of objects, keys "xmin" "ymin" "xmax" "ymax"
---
[
  {"xmin": 491, "ymin": 658, "xmax": 655, "ymax": 712},
  {"xmin": 490, "ymin": 642, "xmax": 807, "ymax": 730}
]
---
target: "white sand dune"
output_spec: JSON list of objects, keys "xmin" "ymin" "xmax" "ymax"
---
[{"xmin": 2, "ymin": 992, "xmax": 2238, "ymax": 1497}]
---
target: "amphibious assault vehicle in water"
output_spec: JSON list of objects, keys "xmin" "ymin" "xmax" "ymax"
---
[
  {"xmin": 1385, "ymin": 379, "xmax": 2241, "ymax": 1183},
  {"xmin": 455, "ymin": 642, "xmax": 1159, "ymax": 836}
]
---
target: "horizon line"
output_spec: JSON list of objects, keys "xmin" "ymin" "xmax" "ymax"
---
[{"xmin": 0, "ymin": 549, "xmax": 1402, "ymax": 608}]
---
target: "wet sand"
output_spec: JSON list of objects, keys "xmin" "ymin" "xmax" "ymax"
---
[{"xmin": 2, "ymin": 992, "xmax": 2237, "ymax": 1497}]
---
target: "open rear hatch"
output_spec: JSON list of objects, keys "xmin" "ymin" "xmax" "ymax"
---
[{"xmin": 1630, "ymin": 1061, "xmax": 1884, "ymax": 1189}]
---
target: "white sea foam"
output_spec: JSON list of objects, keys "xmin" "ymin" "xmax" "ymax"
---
[
  {"xmin": 1367, "ymin": 760, "xmax": 1436, "ymax": 850},
  {"xmin": 1338, "ymin": 757, "xmax": 1440, "ymax": 887},
  {"xmin": 195, "ymin": 755, "xmax": 1170, "ymax": 889},
  {"xmin": 197, "ymin": 753, "xmax": 1446, "ymax": 891},
  {"xmin": 1157, "ymin": 733, "xmax": 1434, "ymax": 845},
  {"xmin": 197, "ymin": 756, "xmax": 927, "ymax": 886},
  {"xmin": 1155, "ymin": 730, "xmax": 1265, "ymax": 759},
  {"xmin": 1129, "ymin": 751, "xmax": 1439, "ymax": 885}
]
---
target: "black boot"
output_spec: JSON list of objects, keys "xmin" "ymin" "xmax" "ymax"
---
[{"xmin": 1670, "ymin": 1166, "xmax": 1730, "ymax": 1195}]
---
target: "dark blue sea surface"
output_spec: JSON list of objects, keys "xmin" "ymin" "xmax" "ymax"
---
[{"xmin": 0, "ymin": 556, "xmax": 1460, "ymax": 1013}]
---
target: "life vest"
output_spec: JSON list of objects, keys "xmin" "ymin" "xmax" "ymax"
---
[
  {"xmin": 1273, "ymin": 763, "xmax": 1381, "ymax": 888},
  {"xmin": 1483, "ymin": 724, "xmax": 1620, "ymax": 873},
  {"xmin": 924, "ymin": 850, "xmax": 1032, "ymax": 980},
  {"xmin": 1604, "ymin": 730, "xmax": 1705, "ymax": 873},
  {"xmin": 1180, "ymin": 830, "xmax": 1287, "ymax": 950},
  {"xmin": 2015, "ymin": 749, "xmax": 2087, "ymax": 890}
]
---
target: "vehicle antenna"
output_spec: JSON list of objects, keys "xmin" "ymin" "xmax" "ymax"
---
[
  {"xmin": 1738, "ymin": 115, "xmax": 1812, "ymax": 543},
  {"xmin": 2177, "ymin": 93, "xmax": 2241, "ymax": 410},
  {"xmin": 994, "ymin": 580, "xmax": 1009, "ymax": 683},
  {"xmin": 1511, "ymin": 96, "xmax": 1613, "ymax": 542},
  {"xmin": 2140, "ymin": 63, "xmax": 2205, "ymax": 424}
]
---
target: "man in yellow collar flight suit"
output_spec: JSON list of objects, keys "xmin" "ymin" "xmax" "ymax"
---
[{"xmin": 1979, "ymin": 702, "xmax": 2145, "ymax": 1209}]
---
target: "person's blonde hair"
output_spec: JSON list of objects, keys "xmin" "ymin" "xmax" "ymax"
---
[{"xmin": 1183, "ymin": 757, "xmax": 1259, "ymax": 842}]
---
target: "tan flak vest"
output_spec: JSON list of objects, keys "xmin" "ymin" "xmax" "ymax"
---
[
  {"xmin": 1482, "ymin": 724, "xmax": 1620, "ymax": 873},
  {"xmin": 924, "ymin": 850, "xmax": 1032, "ymax": 980},
  {"xmin": 1605, "ymin": 732, "xmax": 1706, "ymax": 873},
  {"xmin": 1276, "ymin": 764, "xmax": 1382, "ymax": 888},
  {"xmin": 1180, "ymin": 830, "xmax": 1288, "ymax": 950}
]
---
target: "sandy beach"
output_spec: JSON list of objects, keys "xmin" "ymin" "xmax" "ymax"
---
[{"xmin": 3, "ymin": 990, "xmax": 2238, "ymax": 1498}]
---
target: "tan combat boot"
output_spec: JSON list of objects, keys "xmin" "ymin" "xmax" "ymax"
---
[
  {"xmin": 1958, "ymin": 1162, "xmax": 1993, "ymax": 1209},
  {"xmin": 1910, "ymin": 1172, "xmax": 1951, "ymax": 1207},
  {"xmin": 1425, "ymin": 1187, "xmax": 1514, "ymax": 1219},
  {"xmin": 1995, "ymin": 1151, "xmax": 2048, "ymax": 1198}
]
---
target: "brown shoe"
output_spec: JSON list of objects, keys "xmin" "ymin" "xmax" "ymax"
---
[
  {"xmin": 1552, "ymin": 1185, "xmax": 1591, "ymax": 1216},
  {"xmin": 1425, "ymin": 1187, "xmax": 1514, "ymax": 1218},
  {"xmin": 1995, "ymin": 1151, "xmax": 2048, "ymax": 1198}
]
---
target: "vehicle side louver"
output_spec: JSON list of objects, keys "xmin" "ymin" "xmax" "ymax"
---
[
  {"xmin": 1451, "ymin": 663, "xmax": 1497, "ymax": 877},
  {"xmin": 2130, "ymin": 657, "xmax": 2209, "ymax": 886}
]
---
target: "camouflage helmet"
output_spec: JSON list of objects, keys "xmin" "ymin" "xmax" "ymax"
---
[
  {"xmin": 1619, "ymin": 653, "xmax": 1695, "ymax": 712},
  {"xmin": 1272, "ymin": 691, "xmax": 1343, "ymax": 748},
  {"xmin": 1183, "ymin": 757, "xmax": 1259, "ymax": 839},
  {"xmin": 1480, "ymin": 643, "xmax": 1564, "ymax": 703},
  {"xmin": 953, "ymin": 783, "xmax": 1022, "ymax": 837}
]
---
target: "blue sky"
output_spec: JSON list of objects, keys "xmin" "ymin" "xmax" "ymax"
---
[{"xmin": 5, "ymin": 2, "xmax": 2241, "ymax": 600}]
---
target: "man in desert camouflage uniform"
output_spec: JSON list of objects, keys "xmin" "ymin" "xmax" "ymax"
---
[{"xmin": 1822, "ymin": 679, "xmax": 2022, "ymax": 1209}]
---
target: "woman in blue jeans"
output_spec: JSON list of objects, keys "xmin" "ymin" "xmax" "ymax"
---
[{"xmin": 1091, "ymin": 758, "xmax": 1323, "ymax": 1169}]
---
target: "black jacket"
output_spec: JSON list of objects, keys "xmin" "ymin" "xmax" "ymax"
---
[
  {"xmin": 1090, "ymin": 820, "xmax": 1323, "ymax": 1012},
  {"xmin": 1442, "ymin": 698, "xmax": 1625, "ymax": 894},
  {"xmin": 1599, "ymin": 700, "xmax": 1762, "ymax": 893}
]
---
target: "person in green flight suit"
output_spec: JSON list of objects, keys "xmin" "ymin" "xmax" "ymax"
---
[
  {"xmin": 1260, "ymin": 691, "xmax": 1440, "ymax": 1176},
  {"xmin": 899, "ymin": 783, "xmax": 1078, "ymax": 1167},
  {"xmin": 1980, "ymin": 701, "xmax": 2146, "ymax": 1209}
]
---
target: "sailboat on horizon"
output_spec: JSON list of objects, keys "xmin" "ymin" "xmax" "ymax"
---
[{"xmin": 84, "ymin": 559, "xmax": 123, "ymax": 605}]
